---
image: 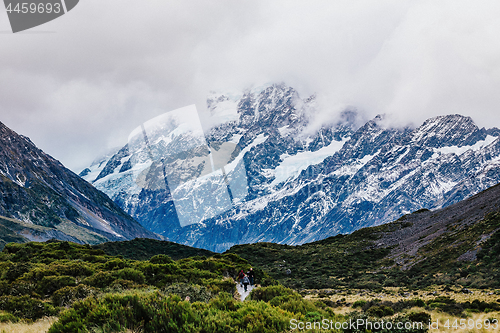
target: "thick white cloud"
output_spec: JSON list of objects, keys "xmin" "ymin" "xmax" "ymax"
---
[{"xmin": 1, "ymin": 0, "xmax": 500, "ymax": 171}]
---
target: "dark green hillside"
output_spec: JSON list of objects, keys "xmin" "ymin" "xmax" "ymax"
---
[
  {"xmin": 0, "ymin": 241, "xmax": 247, "ymax": 321},
  {"xmin": 228, "ymin": 217, "xmax": 500, "ymax": 290},
  {"xmin": 227, "ymin": 224, "xmax": 401, "ymax": 290},
  {"xmin": 0, "ymin": 241, "xmax": 349, "ymax": 333},
  {"xmin": 93, "ymin": 238, "xmax": 215, "ymax": 261},
  {"xmin": 227, "ymin": 183, "xmax": 500, "ymax": 290},
  {"xmin": 0, "ymin": 241, "xmax": 429, "ymax": 332}
]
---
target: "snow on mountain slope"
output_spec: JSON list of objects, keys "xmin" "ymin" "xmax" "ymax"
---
[
  {"xmin": 81, "ymin": 84, "xmax": 500, "ymax": 252},
  {"xmin": 271, "ymin": 137, "xmax": 350, "ymax": 187}
]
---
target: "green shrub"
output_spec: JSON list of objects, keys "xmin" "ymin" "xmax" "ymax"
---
[
  {"xmin": 260, "ymin": 276, "xmax": 279, "ymax": 287},
  {"xmin": 81, "ymin": 254, "xmax": 107, "ymax": 263},
  {"xmin": 48, "ymin": 262, "xmax": 95, "ymax": 277},
  {"xmin": 114, "ymin": 268, "xmax": 145, "ymax": 284},
  {"xmin": 201, "ymin": 278, "xmax": 236, "ymax": 294},
  {"xmin": 208, "ymin": 292, "xmax": 238, "ymax": 312},
  {"xmin": 82, "ymin": 271, "xmax": 115, "ymax": 288},
  {"xmin": 4, "ymin": 262, "xmax": 30, "ymax": 281},
  {"xmin": 366, "ymin": 305, "xmax": 395, "ymax": 317},
  {"xmin": 0, "ymin": 295, "xmax": 58, "ymax": 320},
  {"xmin": 305, "ymin": 311, "xmax": 322, "ymax": 322},
  {"xmin": 138, "ymin": 262, "xmax": 183, "ymax": 286},
  {"xmin": 47, "ymin": 288, "xmax": 326, "ymax": 333},
  {"xmin": 106, "ymin": 279, "xmax": 141, "ymax": 292},
  {"xmin": 410, "ymin": 299, "xmax": 426, "ymax": 308},
  {"xmin": 352, "ymin": 300, "xmax": 367, "ymax": 308},
  {"xmin": 49, "ymin": 293, "xmax": 200, "ymax": 333},
  {"xmin": 0, "ymin": 281, "xmax": 9, "ymax": 296},
  {"xmin": 104, "ymin": 259, "xmax": 128, "ymax": 270},
  {"xmin": 408, "ymin": 311, "xmax": 431, "ymax": 324},
  {"xmin": 221, "ymin": 253, "xmax": 248, "ymax": 265},
  {"xmin": 163, "ymin": 283, "xmax": 213, "ymax": 303},
  {"xmin": 0, "ymin": 312, "xmax": 19, "ymax": 323},
  {"xmin": 271, "ymin": 297, "xmax": 320, "ymax": 316},
  {"xmin": 38, "ymin": 275, "xmax": 76, "ymax": 296},
  {"xmin": 51, "ymin": 285, "xmax": 98, "ymax": 307},
  {"xmin": 150, "ymin": 254, "xmax": 174, "ymax": 265},
  {"xmin": 249, "ymin": 285, "xmax": 297, "ymax": 302},
  {"xmin": 9, "ymin": 280, "xmax": 35, "ymax": 296},
  {"xmin": 201, "ymin": 294, "xmax": 296, "ymax": 333},
  {"xmin": 2, "ymin": 243, "xmax": 25, "ymax": 254}
]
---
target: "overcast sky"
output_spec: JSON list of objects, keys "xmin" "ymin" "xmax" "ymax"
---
[{"xmin": 1, "ymin": 0, "xmax": 500, "ymax": 172}]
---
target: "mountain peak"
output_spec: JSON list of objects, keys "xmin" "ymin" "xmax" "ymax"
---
[
  {"xmin": 78, "ymin": 83, "xmax": 500, "ymax": 252},
  {"xmin": 410, "ymin": 114, "xmax": 481, "ymax": 147}
]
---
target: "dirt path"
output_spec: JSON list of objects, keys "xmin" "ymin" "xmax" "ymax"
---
[{"xmin": 236, "ymin": 283, "xmax": 256, "ymax": 301}]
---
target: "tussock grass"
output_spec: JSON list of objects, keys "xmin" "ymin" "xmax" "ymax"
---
[
  {"xmin": 425, "ymin": 310, "xmax": 500, "ymax": 333},
  {"xmin": 305, "ymin": 287, "xmax": 500, "ymax": 332},
  {"xmin": 304, "ymin": 286, "xmax": 500, "ymax": 304},
  {"xmin": 0, "ymin": 317, "xmax": 56, "ymax": 333}
]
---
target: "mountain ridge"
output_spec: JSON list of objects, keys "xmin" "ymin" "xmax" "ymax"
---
[
  {"xmin": 80, "ymin": 84, "xmax": 500, "ymax": 252},
  {"xmin": 0, "ymin": 120, "xmax": 159, "ymax": 245}
]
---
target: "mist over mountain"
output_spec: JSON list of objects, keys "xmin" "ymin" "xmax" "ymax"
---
[
  {"xmin": 81, "ymin": 83, "xmax": 500, "ymax": 252},
  {"xmin": 0, "ymin": 121, "xmax": 158, "ymax": 246}
]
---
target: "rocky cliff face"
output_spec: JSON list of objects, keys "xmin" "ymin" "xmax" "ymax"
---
[
  {"xmin": 0, "ymin": 121, "xmax": 158, "ymax": 244},
  {"xmin": 81, "ymin": 83, "xmax": 500, "ymax": 252}
]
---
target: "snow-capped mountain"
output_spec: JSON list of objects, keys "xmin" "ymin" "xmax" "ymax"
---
[{"xmin": 81, "ymin": 83, "xmax": 500, "ymax": 252}]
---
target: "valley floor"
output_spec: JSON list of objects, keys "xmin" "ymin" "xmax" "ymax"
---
[
  {"xmin": 1, "ymin": 286, "xmax": 498, "ymax": 333},
  {"xmin": 303, "ymin": 286, "xmax": 500, "ymax": 305}
]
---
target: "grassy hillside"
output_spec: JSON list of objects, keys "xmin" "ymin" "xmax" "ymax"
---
[
  {"xmin": 2, "ymin": 241, "xmax": 499, "ymax": 333},
  {"xmin": 227, "ymin": 208, "xmax": 500, "ymax": 291},
  {"xmin": 1, "ymin": 183, "xmax": 500, "ymax": 332},
  {"xmin": 93, "ymin": 238, "xmax": 215, "ymax": 261},
  {"xmin": 0, "ymin": 241, "xmax": 348, "ymax": 333}
]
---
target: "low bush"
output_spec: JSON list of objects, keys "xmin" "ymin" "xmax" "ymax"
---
[
  {"xmin": 9, "ymin": 280, "xmax": 35, "ymax": 296},
  {"xmin": 0, "ymin": 281, "xmax": 8, "ymax": 296},
  {"xmin": 0, "ymin": 295, "xmax": 58, "ymax": 320},
  {"xmin": 249, "ymin": 285, "xmax": 297, "ymax": 302},
  {"xmin": 352, "ymin": 300, "xmax": 367, "ymax": 308},
  {"xmin": 38, "ymin": 275, "xmax": 77, "ymax": 296},
  {"xmin": 201, "ymin": 278, "xmax": 236, "ymax": 294},
  {"xmin": 0, "ymin": 312, "xmax": 19, "ymax": 323},
  {"xmin": 49, "ymin": 292, "xmax": 200, "ymax": 333},
  {"xmin": 149, "ymin": 254, "xmax": 174, "ymax": 265},
  {"xmin": 114, "ymin": 268, "xmax": 145, "ymax": 284},
  {"xmin": 163, "ymin": 283, "xmax": 213, "ymax": 303},
  {"xmin": 103, "ymin": 258, "xmax": 128, "ymax": 270},
  {"xmin": 82, "ymin": 271, "xmax": 115, "ymax": 288},
  {"xmin": 366, "ymin": 305, "xmax": 395, "ymax": 317},
  {"xmin": 48, "ymin": 292, "xmax": 299, "ymax": 333},
  {"xmin": 51, "ymin": 285, "xmax": 98, "ymax": 307},
  {"xmin": 408, "ymin": 311, "xmax": 431, "ymax": 324}
]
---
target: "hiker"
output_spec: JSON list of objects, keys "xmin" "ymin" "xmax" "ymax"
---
[
  {"xmin": 242, "ymin": 273, "xmax": 250, "ymax": 292},
  {"xmin": 247, "ymin": 268, "xmax": 255, "ymax": 286},
  {"xmin": 238, "ymin": 269, "xmax": 245, "ymax": 286}
]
